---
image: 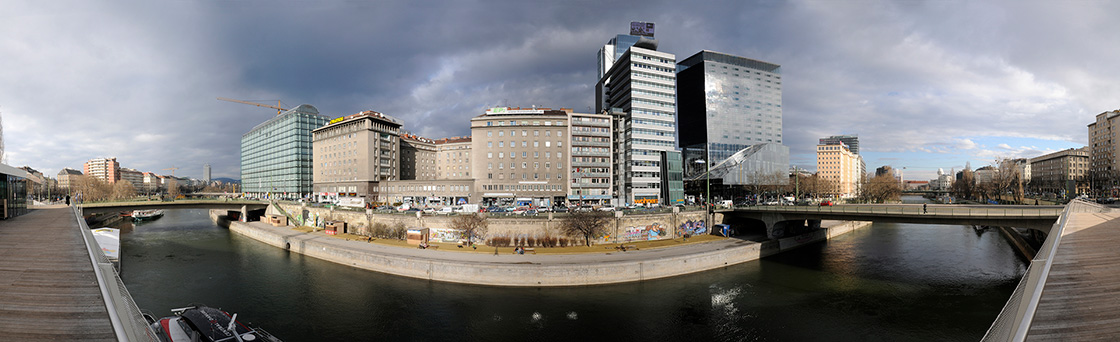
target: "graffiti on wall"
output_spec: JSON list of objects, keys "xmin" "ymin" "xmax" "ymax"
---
[
  {"xmin": 429, "ymin": 228, "xmax": 464, "ymax": 242},
  {"xmin": 619, "ymin": 222, "xmax": 665, "ymax": 242},
  {"xmin": 678, "ymin": 220, "xmax": 707, "ymax": 236}
]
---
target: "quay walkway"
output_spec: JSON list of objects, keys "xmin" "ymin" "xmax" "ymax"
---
[{"xmin": 0, "ymin": 207, "xmax": 115, "ymax": 341}]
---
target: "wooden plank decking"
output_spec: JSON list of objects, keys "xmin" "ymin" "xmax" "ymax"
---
[
  {"xmin": 1027, "ymin": 211, "xmax": 1120, "ymax": 341},
  {"xmin": 0, "ymin": 208, "xmax": 116, "ymax": 341}
]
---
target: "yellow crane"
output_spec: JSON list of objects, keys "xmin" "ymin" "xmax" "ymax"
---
[
  {"xmin": 217, "ymin": 97, "xmax": 316, "ymax": 116},
  {"xmin": 162, "ymin": 167, "xmax": 179, "ymax": 177}
]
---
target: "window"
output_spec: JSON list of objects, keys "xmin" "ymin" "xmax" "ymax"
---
[
  {"xmin": 522, "ymin": 162, "xmax": 527, "ymax": 169},
  {"xmin": 534, "ymin": 141, "xmax": 539, "ymax": 147},
  {"xmin": 521, "ymin": 141, "xmax": 527, "ymax": 147},
  {"xmin": 487, "ymin": 131, "xmax": 492, "ymax": 137},
  {"xmin": 488, "ymin": 142, "xmax": 493, "ymax": 147},
  {"xmin": 546, "ymin": 131, "xmax": 551, "ymax": 137},
  {"xmin": 522, "ymin": 130, "xmax": 527, "ymax": 136},
  {"xmin": 534, "ymin": 130, "xmax": 540, "ymax": 136},
  {"xmin": 488, "ymin": 163, "xmax": 493, "ymax": 169},
  {"xmin": 545, "ymin": 141, "xmax": 551, "ymax": 147},
  {"xmin": 534, "ymin": 162, "xmax": 539, "ymax": 169},
  {"xmin": 498, "ymin": 131, "xmax": 504, "ymax": 137},
  {"xmin": 487, "ymin": 152, "xmax": 493, "ymax": 158},
  {"xmin": 498, "ymin": 141, "xmax": 504, "ymax": 147},
  {"xmin": 499, "ymin": 152, "xmax": 504, "ymax": 158}
]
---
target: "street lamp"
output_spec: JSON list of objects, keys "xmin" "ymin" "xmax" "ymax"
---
[{"xmin": 696, "ymin": 158, "xmax": 710, "ymax": 220}]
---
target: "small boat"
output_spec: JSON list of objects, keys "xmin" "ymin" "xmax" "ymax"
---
[
  {"xmin": 133, "ymin": 209, "xmax": 164, "ymax": 221},
  {"xmin": 91, "ymin": 227, "xmax": 120, "ymax": 271},
  {"xmin": 148, "ymin": 305, "xmax": 282, "ymax": 342}
]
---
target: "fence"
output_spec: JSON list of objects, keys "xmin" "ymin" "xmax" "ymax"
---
[{"xmin": 73, "ymin": 205, "xmax": 159, "ymax": 341}]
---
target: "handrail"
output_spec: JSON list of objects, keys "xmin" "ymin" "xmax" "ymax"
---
[
  {"xmin": 72, "ymin": 205, "xmax": 158, "ymax": 341},
  {"xmin": 981, "ymin": 199, "xmax": 1111, "ymax": 341}
]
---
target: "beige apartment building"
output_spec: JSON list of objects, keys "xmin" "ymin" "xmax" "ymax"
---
[
  {"xmin": 311, "ymin": 110, "xmax": 402, "ymax": 201},
  {"xmin": 120, "ymin": 168, "xmax": 144, "ymax": 190},
  {"xmin": 57, "ymin": 168, "xmax": 83, "ymax": 190},
  {"xmin": 816, "ymin": 142, "xmax": 861, "ymax": 198},
  {"xmin": 400, "ymin": 134, "xmax": 437, "ymax": 181},
  {"xmin": 1031, "ymin": 147, "xmax": 1089, "ymax": 196},
  {"xmin": 471, "ymin": 107, "xmax": 574, "ymax": 207},
  {"xmin": 435, "ymin": 136, "xmax": 472, "ymax": 180},
  {"xmin": 1088, "ymin": 109, "xmax": 1120, "ymax": 193}
]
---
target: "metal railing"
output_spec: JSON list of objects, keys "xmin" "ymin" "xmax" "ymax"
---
[
  {"xmin": 73, "ymin": 205, "xmax": 159, "ymax": 341},
  {"xmin": 981, "ymin": 200, "xmax": 1111, "ymax": 341},
  {"xmin": 729, "ymin": 204, "xmax": 1063, "ymax": 218}
]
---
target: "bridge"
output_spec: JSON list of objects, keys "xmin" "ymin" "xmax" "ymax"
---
[
  {"xmin": 80, "ymin": 199, "xmax": 269, "ymax": 218},
  {"xmin": 722, "ymin": 204, "xmax": 1064, "ymax": 239}
]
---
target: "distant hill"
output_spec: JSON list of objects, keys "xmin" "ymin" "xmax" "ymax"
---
[{"xmin": 213, "ymin": 177, "xmax": 240, "ymax": 184}]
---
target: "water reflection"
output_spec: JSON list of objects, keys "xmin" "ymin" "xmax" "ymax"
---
[{"xmin": 119, "ymin": 208, "xmax": 1022, "ymax": 341}]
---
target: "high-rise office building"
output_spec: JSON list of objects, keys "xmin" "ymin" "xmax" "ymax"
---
[
  {"xmin": 311, "ymin": 110, "xmax": 402, "ymax": 201},
  {"xmin": 819, "ymin": 135, "xmax": 860, "ymax": 155},
  {"xmin": 596, "ymin": 22, "xmax": 680, "ymax": 205},
  {"xmin": 678, "ymin": 50, "xmax": 784, "ymax": 162},
  {"xmin": 203, "ymin": 164, "xmax": 211, "ymax": 183},
  {"xmin": 241, "ymin": 104, "xmax": 329, "ymax": 196}
]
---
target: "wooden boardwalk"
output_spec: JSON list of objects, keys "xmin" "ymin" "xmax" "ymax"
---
[
  {"xmin": 1027, "ymin": 211, "xmax": 1120, "ymax": 340},
  {"xmin": 0, "ymin": 208, "xmax": 116, "ymax": 341}
]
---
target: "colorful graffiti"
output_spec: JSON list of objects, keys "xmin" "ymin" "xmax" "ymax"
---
[
  {"xmin": 678, "ymin": 220, "xmax": 707, "ymax": 236},
  {"xmin": 620, "ymin": 222, "xmax": 665, "ymax": 242},
  {"xmin": 429, "ymin": 228, "xmax": 464, "ymax": 243}
]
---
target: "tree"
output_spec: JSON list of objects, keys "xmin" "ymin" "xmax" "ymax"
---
[
  {"xmin": 859, "ymin": 173, "xmax": 902, "ymax": 203},
  {"xmin": 167, "ymin": 178, "xmax": 180, "ymax": 199},
  {"xmin": 449, "ymin": 213, "xmax": 488, "ymax": 245},
  {"xmin": 111, "ymin": 181, "xmax": 137, "ymax": 200},
  {"xmin": 559, "ymin": 211, "xmax": 611, "ymax": 246}
]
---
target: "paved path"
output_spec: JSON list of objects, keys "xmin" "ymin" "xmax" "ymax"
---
[
  {"xmin": 1027, "ymin": 211, "xmax": 1120, "ymax": 340},
  {"xmin": 243, "ymin": 220, "xmax": 773, "ymax": 266},
  {"xmin": 0, "ymin": 208, "xmax": 115, "ymax": 341}
]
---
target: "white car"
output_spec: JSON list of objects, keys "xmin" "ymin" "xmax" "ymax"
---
[
  {"xmin": 436, "ymin": 207, "xmax": 456, "ymax": 215},
  {"xmin": 597, "ymin": 206, "xmax": 616, "ymax": 212}
]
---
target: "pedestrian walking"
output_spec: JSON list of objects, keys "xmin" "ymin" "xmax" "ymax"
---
[
  {"xmin": 923, "ymin": 203, "xmax": 928, "ymax": 214},
  {"xmin": 65, "ymin": 195, "xmax": 70, "ymax": 206}
]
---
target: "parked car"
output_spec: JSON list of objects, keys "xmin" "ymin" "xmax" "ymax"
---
[
  {"xmin": 597, "ymin": 205, "xmax": 616, "ymax": 212},
  {"xmin": 819, "ymin": 200, "xmax": 834, "ymax": 206},
  {"xmin": 486, "ymin": 206, "xmax": 505, "ymax": 213},
  {"xmin": 552, "ymin": 206, "xmax": 569, "ymax": 213},
  {"xmin": 436, "ymin": 207, "xmax": 456, "ymax": 215},
  {"xmin": 523, "ymin": 209, "xmax": 538, "ymax": 216},
  {"xmin": 510, "ymin": 206, "xmax": 529, "ymax": 215}
]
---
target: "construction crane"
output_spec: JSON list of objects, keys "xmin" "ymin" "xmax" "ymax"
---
[
  {"xmin": 162, "ymin": 167, "xmax": 179, "ymax": 177},
  {"xmin": 217, "ymin": 97, "xmax": 315, "ymax": 116}
]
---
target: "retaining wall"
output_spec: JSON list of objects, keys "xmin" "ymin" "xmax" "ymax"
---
[{"xmin": 216, "ymin": 209, "xmax": 870, "ymax": 287}]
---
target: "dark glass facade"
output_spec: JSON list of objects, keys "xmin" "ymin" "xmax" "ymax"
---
[{"xmin": 1, "ymin": 167, "xmax": 28, "ymax": 219}]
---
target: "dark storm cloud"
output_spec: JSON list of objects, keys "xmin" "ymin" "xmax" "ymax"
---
[{"xmin": 2, "ymin": 0, "xmax": 1115, "ymax": 181}]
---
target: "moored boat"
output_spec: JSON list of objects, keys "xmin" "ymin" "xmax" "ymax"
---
[
  {"xmin": 91, "ymin": 227, "xmax": 120, "ymax": 271},
  {"xmin": 148, "ymin": 305, "xmax": 282, "ymax": 342},
  {"xmin": 133, "ymin": 209, "xmax": 164, "ymax": 221}
]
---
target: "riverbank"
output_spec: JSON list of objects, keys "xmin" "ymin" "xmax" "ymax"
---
[{"xmin": 212, "ymin": 210, "xmax": 870, "ymax": 286}]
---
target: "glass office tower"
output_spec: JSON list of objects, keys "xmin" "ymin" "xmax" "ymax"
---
[
  {"xmin": 241, "ymin": 104, "xmax": 330, "ymax": 197},
  {"xmin": 677, "ymin": 50, "xmax": 787, "ymax": 185}
]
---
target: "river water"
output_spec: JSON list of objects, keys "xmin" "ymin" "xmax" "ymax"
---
[{"xmin": 116, "ymin": 200, "xmax": 1024, "ymax": 341}]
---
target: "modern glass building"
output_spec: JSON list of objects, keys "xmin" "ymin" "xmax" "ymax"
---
[
  {"xmin": 678, "ymin": 50, "xmax": 784, "ymax": 164},
  {"xmin": 241, "ymin": 104, "xmax": 330, "ymax": 196},
  {"xmin": 0, "ymin": 163, "xmax": 28, "ymax": 219}
]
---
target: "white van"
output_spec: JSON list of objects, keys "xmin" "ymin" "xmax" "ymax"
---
[{"xmin": 436, "ymin": 207, "xmax": 456, "ymax": 215}]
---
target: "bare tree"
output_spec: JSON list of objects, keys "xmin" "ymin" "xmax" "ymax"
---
[
  {"xmin": 559, "ymin": 211, "xmax": 611, "ymax": 246},
  {"xmin": 449, "ymin": 213, "xmax": 488, "ymax": 245},
  {"xmin": 859, "ymin": 173, "xmax": 902, "ymax": 203},
  {"xmin": 167, "ymin": 178, "xmax": 180, "ymax": 199},
  {"xmin": 111, "ymin": 181, "xmax": 137, "ymax": 200}
]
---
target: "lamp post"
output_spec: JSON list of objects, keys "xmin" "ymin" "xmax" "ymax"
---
[{"xmin": 696, "ymin": 159, "xmax": 710, "ymax": 226}]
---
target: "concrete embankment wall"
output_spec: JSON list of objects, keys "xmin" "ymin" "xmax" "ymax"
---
[
  {"xmin": 216, "ymin": 209, "xmax": 870, "ymax": 286},
  {"xmin": 267, "ymin": 203, "xmax": 711, "ymax": 241}
]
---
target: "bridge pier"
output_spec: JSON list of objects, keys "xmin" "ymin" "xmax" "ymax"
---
[{"xmin": 241, "ymin": 205, "xmax": 248, "ymax": 222}]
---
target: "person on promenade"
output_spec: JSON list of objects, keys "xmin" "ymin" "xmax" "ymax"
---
[
  {"xmin": 923, "ymin": 203, "xmax": 928, "ymax": 214},
  {"xmin": 65, "ymin": 195, "xmax": 70, "ymax": 206}
]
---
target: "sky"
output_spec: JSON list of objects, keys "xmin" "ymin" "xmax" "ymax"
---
[{"xmin": 1, "ymin": 0, "xmax": 1110, "ymax": 181}]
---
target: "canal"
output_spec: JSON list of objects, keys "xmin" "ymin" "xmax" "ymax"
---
[{"xmin": 117, "ymin": 203, "xmax": 1024, "ymax": 341}]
